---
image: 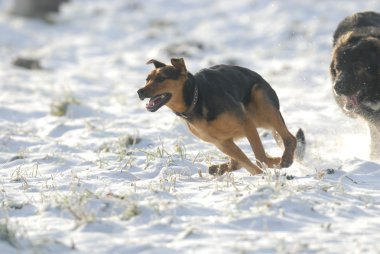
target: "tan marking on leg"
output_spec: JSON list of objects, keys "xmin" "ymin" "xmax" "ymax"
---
[
  {"xmin": 243, "ymin": 117, "xmax": 281, "ymax": 168},
  {"xmin": 248, "ymin": 88, "xmax": 296, "ymax": 168},
  {"xmin": 273, "ymin": 115, "xmax": 296, "ymax": 168},
  {"xmin": 214, "ymin": 139, "xmax": 262, "ymax": 175}
]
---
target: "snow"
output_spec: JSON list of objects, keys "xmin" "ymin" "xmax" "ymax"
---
[{"xmin": 1, "ymin": 0, "xmax": 380, "ymax": 253}]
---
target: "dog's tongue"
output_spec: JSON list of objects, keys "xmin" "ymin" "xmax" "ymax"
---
[
  {"xmin": 146, "ymin": 95, "xmax": 162, "ymax": 109},
  {"xmin": 146, "ymin": 98, "xmax": 156, "ymax": 109},
  {"xmin": 345, "ymin": 91, "xmax": 360, "ymax": 110},
  {"xmin": 348, "ymin": 94, "xmax": 359, "ymax": 106}
]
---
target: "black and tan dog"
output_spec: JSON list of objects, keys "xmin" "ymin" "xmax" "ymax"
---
[
  {"xmin": 331, "ymin": 11, "xmax": 380, "ymax": 160},
  {"xmin": 138, "ymin": 58, "xmax": 305, "ymax": 175}
]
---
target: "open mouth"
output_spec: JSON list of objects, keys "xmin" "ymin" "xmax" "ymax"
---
[
  {"xmin": 146, "ymin": 93, "xmax": 172, "ymax": 112},
  {"xmin": 343, "ymin": 90, "xmax": 363, "ymax": 111}
]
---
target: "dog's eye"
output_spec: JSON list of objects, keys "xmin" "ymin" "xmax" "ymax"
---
[{"xmin": 156, "ymin": 76, "xmax": 166, "ymax": 82}]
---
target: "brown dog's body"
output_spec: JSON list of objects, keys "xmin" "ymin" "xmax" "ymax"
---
[
  {"xmin": 138, "ymin": 58, "xmax": 304, "ymax": 175},
  {"xmin": 331, "ymin": 11, "xmax": 380, "ymax": 160}
]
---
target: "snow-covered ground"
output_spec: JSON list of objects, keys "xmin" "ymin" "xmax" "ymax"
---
[{"xmin": 1, "ymin": 0, "xmax": 380, "ymax": 253}]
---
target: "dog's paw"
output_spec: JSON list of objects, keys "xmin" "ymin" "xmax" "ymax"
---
[
  {"xmin": 208, "ymin": 165, "xmax": 219, "ymax": 175},
  {"xmin": 208, "ymin": 164, "xmax": 228, "ymax": 176},
  {"xmin": 263, "ymin": 157, "xmax": 281, "ymax": 168},
  {"xmin": 280, "ymin": 156, "xmax": 293, "ymax": 168}
]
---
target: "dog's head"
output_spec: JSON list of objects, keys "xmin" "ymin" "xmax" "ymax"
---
[
  {"xmin": 330, "ymin": 32, "xmax": 380, "ymax": 112},
  {"xmin": 137, "ymin": 58, "xmax": 188, "ymax": 112}
]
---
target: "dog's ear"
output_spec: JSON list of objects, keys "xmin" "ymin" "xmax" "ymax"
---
[
  {"xmin": 146, "ymin": 59, "xmax": 166, "ymax": 68},
  {"xmin": 171, "ymin": 58, "xmax": 187, "ymax": 73}
]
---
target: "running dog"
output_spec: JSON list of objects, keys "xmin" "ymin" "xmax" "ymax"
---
[
  {"xmin": 331, "ymin": 11, "xmax": 380, "ymax": 160},
  {"xmin": 138, "ymin": 58, "xmax": 305, "ymax": 175}
]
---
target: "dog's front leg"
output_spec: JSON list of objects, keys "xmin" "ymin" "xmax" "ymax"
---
[
  {"xmin": 213, "ymin": 139, "xmax": 262, "ymax": 175},
  {"xmin": 369, "ymin": 123, "xmax": 380, "ymax": 161},
  {"xmin": 208, "ymin": 159, "xmax": 241, "ymax": 176}
]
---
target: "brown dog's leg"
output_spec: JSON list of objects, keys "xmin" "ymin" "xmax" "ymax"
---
[
  {"xmin": 243, "ymin": 118, "xmax": 281, "ymax": 168},
  {"xmin": 265, "ymin": 111, "xmax": 296, "ymax": 168},
  {"xmin": 208, "ymin": 159, "xmax": 240, "ymax": 176},
  {"xmin": 250, "ymin": 89, "xmax": 297, "ymax": 168},
  {"xmin": 213, "ymin": 139, "xmax": 262, "ymax": 175}
]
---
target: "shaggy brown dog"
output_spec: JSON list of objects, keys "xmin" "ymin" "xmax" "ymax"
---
[
  {"xmin": 330, "ymin": 11, "xmax": 380, "ymax": 160},
  {"xmin": 138, "ymin": 58, "xmax": 305, "ymax": 175}
]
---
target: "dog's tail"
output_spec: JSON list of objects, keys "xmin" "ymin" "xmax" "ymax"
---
[{"xmin": 294, "ymin": 128, "xmax": 306, "ymax": 161}]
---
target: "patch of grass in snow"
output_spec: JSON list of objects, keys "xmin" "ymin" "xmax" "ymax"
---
[
  {"xmin": 140, "ymin": 143, "xmax": 170, "ymax": 170},
  {"xmin": 142, "ymin": 139, "xmax": 197, "ymax": 165},
  {"xmin": 0, "ymin": 218, "xmax": 70, "ymax": 252},
  {"xmin": 8, "ymin": 154, "xmax": 26, "ymax": 162},
  {"xmin": 8, "ymin": 148, "xmax": 29, "ymax": 162},
  {"xmin": 174, "ymin": 141, "xmax": 187, "ymax": 160},
  {"xmin": 10, "ymin": 163, "xmax": 40, "ymax": 190},
  {"xmin": 0, "ymin": 219, "xmax": 18, "ymax": 248},
  {"xmin": 97, "ymin": 134, "xmax": 142, "ymax": 170},
  {"xmin": 51, "ymin": 188, "xmax": 141, "ymax": 228},
  {"xmin": 50, "ymin": 94, "xmax": 80, "ymax": 117},
  {"xmin": 120, "ymin": 202, "xmax": 140, "ymax": 220},
  {"xmin": 54, "ymin": 190, "xmax": 97, "ymax": 227},
  {"xmin": 2, "ymin": 199, "xmax": 26, "ymax": 210},
  {"xmin": 115, "ymin": 133, "xmax": 141, "ymax": 163},
  {"xmin": 119, "ymin": 134, "xmax": 141, "ymax": 147},
  {"xmin": 104, "ymin": 192, "xmax": 141, "ymax": 220},
  {"xmin": 99, "ymin": 133, "xmax": 142, "ymax": 153}
]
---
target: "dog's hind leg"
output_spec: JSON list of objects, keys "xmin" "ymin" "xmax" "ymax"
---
[
  {"xmin": 243, "ymin": 117, "xmax": 281, "ymax": 168},
  {"xmin": 250, "ymin": 88, "xmax": 297, "ymax": 168},
  {"xmin": 213, "ymin": 139, "xmax": 262, "ymax": 175},
  {"xmin": 268, "ymin": 112, "xmax": 296, "ymax": 167},
  {"xmin": 274, "ymin": 128, "xmax": 306, "ymax": 161}
]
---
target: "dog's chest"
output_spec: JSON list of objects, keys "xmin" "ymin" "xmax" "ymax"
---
[
  {"xmin": 363, "ymin": 101, "xmax": 380, "ymax": 111},
  {"xmin": 186, "ymin": 113, "xmax": 245, "ymax": 143}
]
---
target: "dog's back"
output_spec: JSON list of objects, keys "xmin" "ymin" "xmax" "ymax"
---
[
  {"xmin": 333, "ymin": 11, "xmax": 380, "ymax": 45},
  {"xmin": 192, "ymin": 65, "xmax": 279, "ymax": 121}
]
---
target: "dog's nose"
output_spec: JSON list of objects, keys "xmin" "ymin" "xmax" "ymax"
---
[
  {"xmin": 137, "ymin": 88, "xmax": 145, "ymax": 100},
  {"xmin": 334, "ymin": 81, "xmax": 349, "ymax": 95},
  {"xmin": 334, "ymin": 82, "xmax": 344, "ymax": 95}
]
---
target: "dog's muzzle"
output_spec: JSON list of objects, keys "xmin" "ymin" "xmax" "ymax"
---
[{"xmin": 137, "ymin": 88, "xmax": 147, "ymax": 100}]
